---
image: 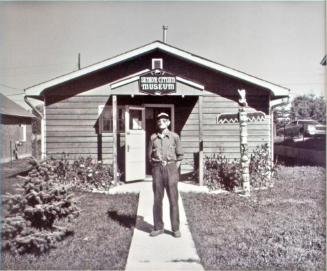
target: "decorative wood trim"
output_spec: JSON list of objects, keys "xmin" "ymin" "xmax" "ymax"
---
[
  {"xmin": 176, "ymin": 76, "xmax": 204, "ymax": 90},
  {"xmin": 110, "ymin": 69, "xmax": 150, "ymax": 89},
  {"xmin": 216, "ymin": 111, "xmax": 266, "ymax": 124}
]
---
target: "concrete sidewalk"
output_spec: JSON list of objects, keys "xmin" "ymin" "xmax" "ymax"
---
[{"xmin": 109, "ymin": 180, "xmax": 205, "ymax": 271}]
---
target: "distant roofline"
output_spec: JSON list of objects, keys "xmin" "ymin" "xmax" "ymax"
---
[
  {"xmin": 0, "ymin": 93, "xmax": 35, "ymax": 118},
  {"xmin": 25, "ymin": 40, "xmax": 289, "ymax": 98}
]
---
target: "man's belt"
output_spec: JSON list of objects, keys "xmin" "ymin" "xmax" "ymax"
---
[{"xmin": 152, "ymin": 160, "xmax": 176, "ymax": 166}]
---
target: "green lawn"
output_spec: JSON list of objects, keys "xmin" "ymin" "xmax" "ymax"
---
[
  {"xmin": 182, "ymin": 166, "xmax": 326, "ymax": 270},
  {"xmin": 1, "ymin": 158, "xmax": 34, "ymax": 179},
  {"xmin": 1, "ymin": 191, "xmax": 139, "ymax": 270}
]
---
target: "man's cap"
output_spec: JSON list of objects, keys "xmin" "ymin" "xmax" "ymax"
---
[{"xmin": 156, "ymin": 112, "xmax": 170, "ymax": 120}]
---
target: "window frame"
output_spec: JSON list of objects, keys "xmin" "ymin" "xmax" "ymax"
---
[
  {"xmin": 151, "ymin": 58, "xmax": 163, "ymax": 70},
  {"xmin": 19, "ymin": 124, "xmax": 26, "ymax": 142},
  {"xmin": 98, "ymin": 105, "xmax": 125, "ymax": 134}
]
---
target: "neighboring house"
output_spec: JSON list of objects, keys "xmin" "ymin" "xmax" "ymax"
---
[
  {"xmin": 24, "ymin": 40, "xmax": 289, "ymax": 183},
  {"xmin": 0, "ymin": 93, "xmax": 35, "ymax": 163}
]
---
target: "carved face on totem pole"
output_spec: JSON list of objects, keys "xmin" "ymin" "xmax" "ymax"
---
[{"xmin": 238, "ymin": 89, "xmax": 248, "ymax": 107}]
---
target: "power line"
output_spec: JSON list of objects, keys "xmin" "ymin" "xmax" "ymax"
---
[
  {"xmin": 6, "ymin": 92, "xmax": 25, "ymax": 96},
  {"xmin": 0, "ymin": 61, "xmax": 74, "ymax": 71}
]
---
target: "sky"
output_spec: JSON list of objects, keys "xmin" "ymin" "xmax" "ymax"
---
[{"xmin": 0, "ymin": 1, "xmax": 325, "ymax": 109}]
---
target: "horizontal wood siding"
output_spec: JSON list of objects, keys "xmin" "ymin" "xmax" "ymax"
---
[
  {"xmin": 45, "ymin": 95, "xmax": 113, "ymax": 164},
  {"xmin": 177, "ymin": 94, "xmax": 270, "ymax": 170},
  {"xmin": 47, "ymin": 153, "xmax": 113, "ymax": 161},
  {"xmin": 45, "ymin": 93, "xmax": 271, "ymax": 169},
  {"xmin": 176, "ymin": 99, "xmax": 200, "ymax": 170},
  {"xmin": 202, "ymin": 94, "xmax": 270, "ymax": 160},
  {"xmin": 0, "ymin": 122, "xmax": 33, "ymax": 163}
]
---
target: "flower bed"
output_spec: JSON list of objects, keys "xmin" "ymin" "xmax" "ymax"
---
[
  {"xmin": 204, "ymin": 144, "xmax": 276, "ymax": 191},
  {"xmin": 42, "ymin": 156, "xmax": 115, "ymax": 192}
]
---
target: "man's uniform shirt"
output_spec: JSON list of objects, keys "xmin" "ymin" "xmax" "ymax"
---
[{"xmin": 148, "ymin": 130, "xmax": 184, "ymax": 163}]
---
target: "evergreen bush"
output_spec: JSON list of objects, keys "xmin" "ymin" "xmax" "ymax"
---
[{"xmin": 2, "ymin": 161, "xmax": 79, "ymax": 255}]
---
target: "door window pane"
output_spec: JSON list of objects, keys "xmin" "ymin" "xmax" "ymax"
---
[{"xmin": 129, "ymin": 109, "xmax": 143, "ymax": 130}]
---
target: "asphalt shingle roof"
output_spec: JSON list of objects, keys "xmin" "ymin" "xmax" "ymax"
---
[{"xmin": 0, "ymin": 93, "xmax": 35, "ymax": 118}]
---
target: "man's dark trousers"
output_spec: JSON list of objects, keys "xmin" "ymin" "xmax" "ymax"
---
[{"xmin": 152, "ymin": 162, "xmax": 180, "ymax": 232}]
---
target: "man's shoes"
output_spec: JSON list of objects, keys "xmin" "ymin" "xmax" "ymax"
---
[
  {"xmin": 173, "ymin": 230, "xmax": 181, "ymax": 238},
  {"xmin": 150, "ymin": 229, "xmax": 164, "ymax": 237}
]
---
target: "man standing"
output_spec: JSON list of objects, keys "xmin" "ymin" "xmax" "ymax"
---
[{"xmin": 148, "ymin": 112, "xmax": 183, "ymax": 238}]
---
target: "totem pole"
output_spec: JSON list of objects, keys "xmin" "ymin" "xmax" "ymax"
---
[
  {"xmin": 238, "ymin": 89, "xmax": 251, "ymax": 196},
  {"xmin": 216, "ymin": 90, "xmax": 267, "ymax": 196}
]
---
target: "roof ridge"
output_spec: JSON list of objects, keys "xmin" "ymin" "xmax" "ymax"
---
[{"xmin": 24, "ymin": 40, "xmax": 289, "ymax": 97}]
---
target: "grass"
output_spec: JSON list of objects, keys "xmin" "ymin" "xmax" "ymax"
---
[
  {"xmin": 1, "ymin": 158, "xmax": 35, "ymax": 195},
  {"xmin": 1, "ymin": 190, "xmax": 139, "ymax": 270},
  {"xmin": 1, "ymin": 158, "xmax": 33, "ymax": 179},
  {"xmin": 182, "ymin": 166, "xmax": 326, "ymax": 270}
]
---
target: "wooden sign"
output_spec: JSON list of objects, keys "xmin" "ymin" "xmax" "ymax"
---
[{"xmin": 139, "ymin": 70, "xmax": 176, "ymax": 95}]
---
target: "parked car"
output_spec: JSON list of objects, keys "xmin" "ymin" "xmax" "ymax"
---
[{"xmin": 277, "ymin": 119, "xmax": 326, "ymax": 138}]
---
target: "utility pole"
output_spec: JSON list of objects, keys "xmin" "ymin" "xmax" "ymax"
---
[
  {"xmin": 162, "ymin": 25, "xmax": 168, "ymax": 43},
  {"xmin": 78, "ymin": 53, "xmax": 81, "ymax": 70}
]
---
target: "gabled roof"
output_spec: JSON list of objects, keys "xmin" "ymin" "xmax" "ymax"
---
[
  {"xmin": 25, "ymin": 40, "xmax": 289, "ymax": 97},
  {"xmin": 0, "ymin": 93, "xmax": 35, "ymax": 118}
]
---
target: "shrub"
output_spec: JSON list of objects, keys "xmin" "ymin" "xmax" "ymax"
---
[
  {"xmin": 2, "ymin": 166, "xmax": 79, "ymax": 255},
  {"xmin": 46, "ymin": 155, "xmax": 114, "ymax": 192},
  {"xmin": 249, "ymin": 143, "xmax": 277, "ymax": 188},
  {"xmin": 204, "ymin": 144, "xmax": 277, "ymax": 191},
  {"xmin": 204, "ymin": 154, "xmax": 241, "ymax": 191},
  {"xmin": 2, "ymin": 154, "xmax": 116, "ymax": 255}
]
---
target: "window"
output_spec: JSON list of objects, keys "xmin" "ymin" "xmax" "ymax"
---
[
  {"xmin": 19, "ymin": 124, "xmax": 26, "ymax": 142},
  {"xmin": 98, "ymin": 105, "xmax": 125, "ymax": 133},
  {"xmin": 152, "ymin": 58, "xmax": 163, "ymax": 70},
  {"xmin": 129, "ymin": 109, "xmax": 143, "ymax": 130}
]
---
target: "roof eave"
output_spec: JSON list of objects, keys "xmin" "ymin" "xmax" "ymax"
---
[
  {"xmin": 25, "ymin": 40, "xmax": 289, "ymax": 98},
  {"xmin": 0, "ymin": 113, "xmax": 35, "ymax": 119}
]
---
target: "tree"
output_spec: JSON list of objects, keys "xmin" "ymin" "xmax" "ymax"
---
[
  {"xmin": 273, "ymin": 105, "xmax": 291, "ymax": 131},
  {"xmin": 290, "ymin": 94, "xmax": 326, "ymax": 124},
  {"xmin": 2, "ymin": 159, "xmax": 79, "ymax": 254}
]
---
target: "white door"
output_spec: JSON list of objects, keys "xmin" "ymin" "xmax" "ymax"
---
[{"xmin": 125, "ymin": 106, "xmax": 146, "ymax": 182}]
